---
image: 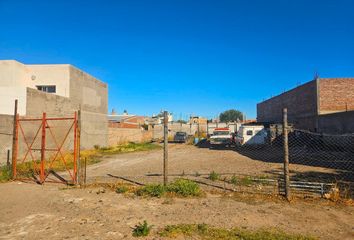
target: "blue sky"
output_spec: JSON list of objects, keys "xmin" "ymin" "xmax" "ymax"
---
[{"xmin": 1, "ymin": 0, "xmax": 353, "ymax": 120}]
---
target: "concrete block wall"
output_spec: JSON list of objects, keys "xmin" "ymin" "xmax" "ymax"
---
[
  {"xmin": 69, "ymin": 66, "xmax": 108, "ymax": 114},
  {"xmin": 26, "ymin": 88, "xmax": 108, "ymax": 149},
  {"xmin": 0, "ymin": 114, "xmax": 14, "ymax": 165},
  {"xmin": 319, "ymin": 78, "xmax": 354, "ymax": 114},
  {"xmin": 81, "ymin": 111, "xmax": 108, "ymax": 149},
  {"xmin": 26, "ymin": 88, "xmax": 74, "ymax": 117},
  {"xmin": 151, "ymin": 122, "xmax": 232, "ymax": 140},
  {"xmin": 318, "ymin": 111, "xmax": 354, "ymax": 134},
  {"xmin": 108, "ymin": 128, "xmax": 152, "ymax": 146}
]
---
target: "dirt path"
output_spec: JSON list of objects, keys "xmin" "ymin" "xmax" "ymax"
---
[{"xmin": 86, "ymin": 144, "xmax": 335, "ymax": 183}]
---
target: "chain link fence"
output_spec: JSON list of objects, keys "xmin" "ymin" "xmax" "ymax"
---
[{"xmin": 101, "ymin": 118, "xmax": 353, "ymax": 199}]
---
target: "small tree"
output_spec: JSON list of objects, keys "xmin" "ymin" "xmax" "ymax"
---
[
  {"xmin": 219, "ymin": 109, "xmax": 243, "ymax": 122},
  {"xmin": 176, "ymin": 119, "xmax": 187, "ymax": 124}
]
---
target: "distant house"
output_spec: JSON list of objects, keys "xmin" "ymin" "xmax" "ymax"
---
[
  {"xmin": 108, "ymin": 110, "xmax": 145, "ymax": 129},
  {"xmin": 257, "ymin": 77, "xmax": 354, "ymax": 134},
  {"xmin": 189, "ymin": 116, "xmax": 208, "ymax": 125},
  {"xmin": 145, "ymin": 111, "xmax": 173, "ymax": 125}
]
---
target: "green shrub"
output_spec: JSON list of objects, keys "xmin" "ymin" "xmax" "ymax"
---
[
  {"xmin": 230, "ymin": 175, "xmax": 238, "ymax": 185},
  {"xmin": 132, "ymin": 220, "xmax": 153, "ymax": 237},
  {"xmin": 166, "ymin": 179, "xmax": 201, "ymax": 197},
  {"xmin": 208, "ymin": 171, "xmax": 220, "ymax": 181},
  {"xmin": 116, "ymin": 185, "xmax": 129, "ymax": 194},
  {"xmin": 136, "ymin": 179, "xmax": 202, "ymax": 197},
  {"xmin": 0, "ymin": 166, "xmax": 11, "ymax": 182},
  {"xmin": 136, "ymin": 184, "xmax": 166, "ymax": 197}
]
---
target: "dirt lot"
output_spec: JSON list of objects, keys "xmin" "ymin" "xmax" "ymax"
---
[
  {"xmin": 0, "ymin": 144, "xmax": 353, "ymax": 240},
  {"xmin": 86, "ymin": 144, "xmax": 336, "ymax": 183}
]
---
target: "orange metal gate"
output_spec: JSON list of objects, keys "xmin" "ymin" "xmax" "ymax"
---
[{"xmin": 12, "ymin": 112, "xmax": 79, "ymax": 184}]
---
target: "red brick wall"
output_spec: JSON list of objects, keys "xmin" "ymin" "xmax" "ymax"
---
[
  {"xmin": 318, "ymin": 78, "xmax": 354, "ymax": 114},
  {"xmin": 257, "ymin": 80, "xmax": 318, "ymax": 128}
]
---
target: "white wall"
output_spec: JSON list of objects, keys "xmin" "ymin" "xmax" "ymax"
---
[
  {"xmin": 27, "ymin": 64, "xmax": 70, "ymax": 98},
  {"xmin": 0, "ymin": 60, "xmax": 71, "ymax": 115},
  {"xmin": 0, "ymin": 60, "xmax": 29, "ymax": 115}
]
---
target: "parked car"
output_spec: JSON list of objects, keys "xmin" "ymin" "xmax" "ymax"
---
[
  {"xmin": 174, "ymin": 132, "xmax": 187, "ymax": 143},
  {"xmin": 235, "ymin": 124, "xmax": 267, "ymax": 146},
  {"xmin": 209, "ymin": 128, "xmax": 234, "ymax": 148}
]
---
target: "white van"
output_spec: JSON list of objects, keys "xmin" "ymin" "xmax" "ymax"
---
[{"xmin": 235, "ymin": 125, "xmax": 267, "ymax": 145}]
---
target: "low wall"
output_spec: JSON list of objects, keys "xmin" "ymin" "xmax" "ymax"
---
[
  {"xmin": 108, "ymin": 127, "xmax": 152, "ymax": 146},
  {"xmin": 151, "ymin": 122, "xmax": 236, "ymax": 139},
  {"xmin": 26, "ymin": 88, "xmax": 108, "ymax": 149},
  {"xmin": 318, "ymin": 111, "xmax": 354, "ymax": 134}
]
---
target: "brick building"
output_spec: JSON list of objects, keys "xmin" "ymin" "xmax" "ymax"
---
[{"xmin": 257, "ymin": 78, "xmax": 354, "ymax": 133}]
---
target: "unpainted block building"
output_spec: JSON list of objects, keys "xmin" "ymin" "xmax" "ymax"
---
[
  {"xmin": 257, "ymin": 78, "xmax": 354, "ymax": 133},
  {"xmin": 0, "ymin": 60, "xmax": 108, "ymax": 156}
]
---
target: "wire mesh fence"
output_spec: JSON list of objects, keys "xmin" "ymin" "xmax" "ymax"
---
[{"xmin": 97, "ymin": 122, "xmax": 354, "ymax": 199}]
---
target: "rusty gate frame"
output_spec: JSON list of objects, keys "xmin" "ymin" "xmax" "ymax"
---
[{"xmin": 12, "ymin": 112, "xmax": 79, "ymax": 184}]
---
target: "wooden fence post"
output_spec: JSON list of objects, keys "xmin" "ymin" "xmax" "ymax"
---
[
  {"xmin": 11, "ymin": 99, "xmax": 18, "ymax": 179},
  {"xmin": 163, "ymin": 111, "xmax": 168, "ymax": 186},
  {"xmin": 283, "ymin": 108, "xmax": 290, "ymax": 200}
]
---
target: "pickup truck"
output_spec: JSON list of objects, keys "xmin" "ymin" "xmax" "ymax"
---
[{"xmin": 209, "ymin": 128, "xmax": 234, "ymax": 148}]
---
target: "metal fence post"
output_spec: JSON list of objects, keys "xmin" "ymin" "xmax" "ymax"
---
[
  {"xmin": 283, "ymin": 108, "xmax": 290, "ymax": 200},
  {"xmin": 7, "ymin": 149, "xmax": 10, "ymax": 169},
  {"xmin": 11, "ymin": 100, "xmax": 18, "ymax": 179},
  {"xmin": 77, "ymin": 110, "xmax": 81, "ymax": 185},
  {"xmin": 73, "ymin": 111, "xmax": 78, "ymax": 184},
  {"xmin": 40, "ymin": 112, "xmax": 47, "ymax": 183},
  {"xmin": 163, "ymin": 111, "xmax": 168, "ymax": 186}
]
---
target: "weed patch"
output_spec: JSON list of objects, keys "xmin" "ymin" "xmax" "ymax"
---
[
  {"xmin": 0, "ymin": 166, "xmax": 11, "ymax": 182},
  {"xmin": 230, "ymin": 175, "xmax": 238, "ymax": 185},
  {"xmin": 137, "ymin": 184, "xmax": 166, "ymax": 197},
  {"xmin": 132, "ymin": 220, "xmax": 153, "ymax": 237},
  {"xmin": 1, "ymin": 143, "xmax": 159, "ymax": 183},
  {"xmin": 136, "ymin": 179, "xmax": 202, "ymax": 197},
  {"xmin": 98, "ymin": 142, "xmax": 161, "ymax": 155},
  {"xmin": 159, "ymin": 224, "xmax": 317, "ymax": 240},
  {"xmin": 208, "ymin": 171, "xmax": 220, "ymax": 181},
  {"xmin": 166, "ymin": 179, "xmax": 201, "ymax": 197},
  {"xmin": 116, "ymin": 185, "xmax": 129, "ymax": 193}
]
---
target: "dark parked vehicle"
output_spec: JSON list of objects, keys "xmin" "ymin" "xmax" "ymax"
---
[{"xmin": 174, "ymin": 132, "xmax": 187, "ymax": 143}]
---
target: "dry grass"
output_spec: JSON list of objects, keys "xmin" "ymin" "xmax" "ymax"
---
[
  {"xmin": 159, "ymin": 224, "xmax": 317, "ymax": 239},
  {"xmin": 0, "ymin": 142, "xmax": 161, "ymax": 182}
]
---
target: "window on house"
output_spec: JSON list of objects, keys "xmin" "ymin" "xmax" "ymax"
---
[
  {"xmin": 36, "ymin": 85, "xmax": 56, "ymax": 93},
  {"xmin": 246, "ymin": 130, "xmax": 253, "ymax": 136}
]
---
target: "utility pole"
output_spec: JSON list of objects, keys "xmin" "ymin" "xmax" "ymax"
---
[
  {"xmin": 283, "ymin": 108, "xmax": 290, "ymax": 201},
  {"xmin": 163, "ymin": 111, "xmax": 168, "ymax": 186}
]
